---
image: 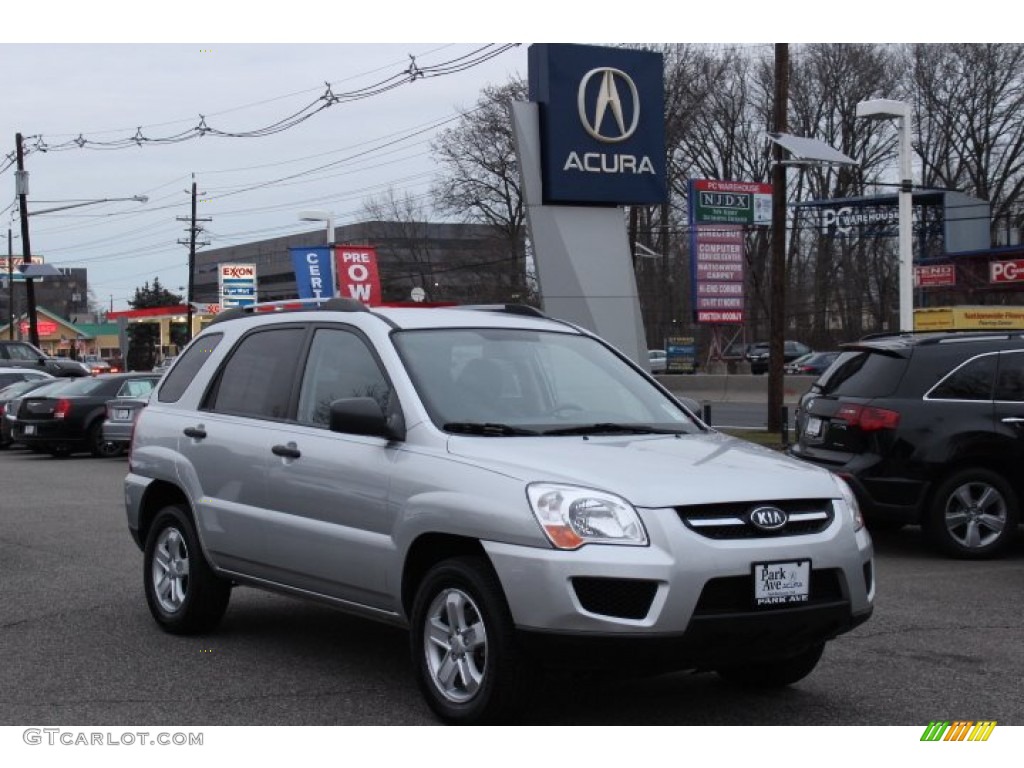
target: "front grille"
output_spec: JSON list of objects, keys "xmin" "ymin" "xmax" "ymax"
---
[
  {"xmin": 676, "ymin": 499, "xmax": 834, "ymax": 539},
  {"xmin": 571, "ymin": 577, "xmax": 658, "ymax": 620},
  {"xmin": 694, "ymin": 569, "xmax": 845, "ymax": 616}
]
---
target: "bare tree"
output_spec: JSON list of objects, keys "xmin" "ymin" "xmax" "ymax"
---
[
  {"xmin": 910, "ymin": 44, "xmax": 1024, "ymax": 237},
  {"xmin": 431, "ymin": 79, "xmax": 529, "ymax": 300}
]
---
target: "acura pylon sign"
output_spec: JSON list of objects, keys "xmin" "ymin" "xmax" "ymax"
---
[{"xmin": 528, "ymin": 44, "xmax": 666, "ymax": 205}]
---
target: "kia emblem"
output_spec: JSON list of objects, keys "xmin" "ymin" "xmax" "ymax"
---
[{"xmin": 748, "ymin": 506, "xmax": 788, "ymax": 531}]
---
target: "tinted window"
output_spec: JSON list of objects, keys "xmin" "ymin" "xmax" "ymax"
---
[
  {"xmin": 816, "ymin": 350, "xmax": 908, "ymax": 398},
  {"xmin": 928, "ymin": 355, "xmax": 996, "ymax": 401},
  {"xmin": 4, "ymin": 343, "xmax": 42, "ymax": 362},
  {"xmin": 159, "ymin": 334, "xmax": 223, "ymax": 403},
  {"xmin": 207, "ymin": 328, "xmax": 304, "ymax": 419},
  {"xmin": 296, "ymin": 328, "xmax": 390, "ymax": 426},
  {"xmin": 994, "ymin": 351, "xmax": 1024, "ymax": 402}
]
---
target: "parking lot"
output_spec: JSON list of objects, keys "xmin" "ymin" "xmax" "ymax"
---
[{"xmin": 1, "ymin": 447, "xmax": 1023, "ymax": 726}]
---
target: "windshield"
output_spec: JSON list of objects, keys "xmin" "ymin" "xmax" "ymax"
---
[{"xmin": 393, "ymin": 328, "xmax": 700, "ymax": 435}]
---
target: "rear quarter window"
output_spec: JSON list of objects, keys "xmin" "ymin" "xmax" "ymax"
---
[
  {"xmin": 158, "ymin": 334, "xmax": 224, "ymax": 403},
  {"xmin": 816, "ymin": 350, "xmax": 908, "ymax": 398}
]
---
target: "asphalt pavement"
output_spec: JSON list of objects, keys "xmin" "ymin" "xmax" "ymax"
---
[{"xmin": 1, "ymin": 448, "xmax": 1023, "ymax": 726}]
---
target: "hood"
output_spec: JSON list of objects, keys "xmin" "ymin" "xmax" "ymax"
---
[{"xmin": 446, "ymin": 431, "xmax": 839, "ymax": 508}]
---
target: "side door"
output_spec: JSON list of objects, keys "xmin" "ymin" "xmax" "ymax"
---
[
  {"xmin": 180, "ymin": 324, "xmax": 307, "ymax": 578},
  {"xmin": 258, "ymin": 325, "xmax": 399, "ymax": 611},
  {"xmin": 993, "ymin": 349, "xmax": 1024, "ymax": 474}
]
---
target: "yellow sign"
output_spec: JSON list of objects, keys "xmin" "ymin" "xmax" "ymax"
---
[{"xmin": 914, "ymin": 306, "xmax": 1024, "ymax": 331}]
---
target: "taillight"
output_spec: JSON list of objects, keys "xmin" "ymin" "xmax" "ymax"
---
[
  {"xmin": 834, "ymin": 403, "xmax": 900, "ymax": 431},
  {"xmin": 53, "ymin": 399, "xmax": 72, "ymax": 419}
]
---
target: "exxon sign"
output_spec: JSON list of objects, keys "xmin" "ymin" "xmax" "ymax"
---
[{"xmin": 529, "ymin": 44, "xmax": 666, "ymax": 206}]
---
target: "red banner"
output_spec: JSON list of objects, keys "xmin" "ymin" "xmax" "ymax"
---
[
  {"xmin": 990, "ymin": 259, "xmax": 1024, "ymax": 284},
  {"xmin": 334, "ymin": 246, "xmax": 382, "ymax": 306},
  {"xmin": 914, "ymin": 264, "xmax": 956, "ymax": 288}
]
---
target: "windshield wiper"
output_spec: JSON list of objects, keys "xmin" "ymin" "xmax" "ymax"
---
[
  {"xmin": 443, "ymin": 422, "xmax": 541, "ymax": 436},
  {"xmin": 541, "ymin": 422, "xmax": 685, "ymax": 437}
]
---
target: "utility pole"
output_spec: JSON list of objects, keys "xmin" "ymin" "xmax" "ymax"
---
[
  {"xmin": 15, "ymin": 133, "xmax": 40, "ymax": 348},
  {"xmin": 767, "ymin": 44, "xmax": 789, "ymax": 434},
  {"xmin": 177, "ymin": 174, "xmax": 210, "ymax": 342},
  {"xmin": 7, "ymin": 228, "xmax": 14, "ymax": 339}
]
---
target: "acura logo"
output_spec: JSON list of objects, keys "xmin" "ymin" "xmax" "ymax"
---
[
  {"xmin": 577, "ymin": 67, "xmax": 640, "ymax": 143},
  {"xmin": 748, "ymin": 506, "xmax": 788, "ymax": 531}
]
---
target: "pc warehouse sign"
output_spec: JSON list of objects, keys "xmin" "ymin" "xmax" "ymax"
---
[{"xmin": 528, "ymin": 44, "xmax": 666, "ymax": 205}]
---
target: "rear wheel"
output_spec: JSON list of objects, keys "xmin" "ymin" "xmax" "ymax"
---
[
  {"xmin": 927, "ymin": 468, "xmax": 1018, "ymax": 559},
  {"xmin": 716, "ymin": 643, "xmax": 825, "ymax": 687},
  {"xmin": 144, "ymin": 505, "xmax": 230, "ymax": 634},
  {"xmin": 89, "ymin": 421, "xmax": 123, "ymax": 458}
]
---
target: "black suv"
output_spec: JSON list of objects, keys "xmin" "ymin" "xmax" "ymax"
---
[
  {"xmin": 0, "ymin": 340, "xmax": 89, "ymax": 377},
  {"xmin": 789, "ymin": 331, "xmax": 1024, "ymax": 559}
]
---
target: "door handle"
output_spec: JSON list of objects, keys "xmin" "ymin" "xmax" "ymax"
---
[
  {"xmin": 183, "ymin": 426, "xmax": 207, "ymax": 439},
  {"xmin": 271, "ymin": 443, "xmax": 301, "ymax": 459},
  {"xmin": 1001, "ymin": 417, "xmax": 1024, "ymax": 424}
]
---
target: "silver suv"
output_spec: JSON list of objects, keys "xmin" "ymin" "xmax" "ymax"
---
[{"xmin": 125, "ymin": 300, "xmax": 874, "ymax": 724}]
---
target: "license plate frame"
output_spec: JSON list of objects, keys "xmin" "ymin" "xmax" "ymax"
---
[
  {"xmin": 24, "ymin": 424, "xmax": 35, "ymax": 435},
  {"xmin": 752, "ymin": 560, "xmax": 811, "ymax": 607},
  {"xmin": 115, "ymin": 408, "xmax": 131, "ymax": 421}
]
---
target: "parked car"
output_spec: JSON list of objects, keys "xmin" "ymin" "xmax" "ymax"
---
[
  {"xmin": 648, "ymin": 349, "xmax": 667, "ymax": 373},
  {"xmin": 102, "ymin": 391, "xmax": 151, "ymax": 451},
  {"xmin": 0, "ymin": 366, "xmax": 54, "ymax": 389},
  {"xmin": 125, "ymin": 299, "xmax": 873, "ymax": 724},
  {"xmin": 9, "ymin": 372, "xmax": 161, "ymax": 457},
  {"xmin": 152, "ymin": 355, "xmax": 177, "ymax": 373},
  {"xmin": 0, "ymin": 378, "xmax": 69, "ymax": 450},
  {"xmin": 0, "ymin": 340, "xmax": 90, "ymax": 377},
  {"xmin": 749, "ymin": 340, "xmax": 813, "ymax": 375},
  {"xmin": 785, "ymin": 351, "xmax": 842, "ymax": 377},
  {"xmin": 789, "ymin": 331, "xmax": 1024, "ymax": 559},
  {"xmin": 81, "ymin": 355, "xmax": 119, "ymax": 375}
]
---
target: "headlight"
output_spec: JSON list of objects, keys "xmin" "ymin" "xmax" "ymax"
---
[
  {"xmin": 834, "ymin": 475, "xmax": 865, "ymax": 532},
  {"xmin": 526, "ymin": 483, "xmax": 648, "ymax": 550}
]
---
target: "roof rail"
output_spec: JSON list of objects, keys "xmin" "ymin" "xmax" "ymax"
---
[
  {"xmin": 460, "ymin": 303, "xmax": 548, "ymax": 318},
  {"xmin": 207, "ymin": 297, "xmax": 369, "ymax": 326}
]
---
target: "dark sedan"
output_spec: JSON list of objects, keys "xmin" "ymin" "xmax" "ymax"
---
[
  {"xmin": 0, "ymin": 378, "xmax": 72, "ymax": 450},
  {"xmin": 9, "ymin": 373, "xmax": 161, "ymax": 457}
]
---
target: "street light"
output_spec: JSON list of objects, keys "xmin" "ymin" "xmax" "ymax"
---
[
  {"xmin": 856, "ymin": 98, "xmax": 914, "ymax": 332},
  {"xmin": 298, "ymin": 209, "xmax": 335, "ymax": 249}
]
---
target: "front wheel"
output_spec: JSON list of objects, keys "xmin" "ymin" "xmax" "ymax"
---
[
  {"xmin": 716, "ymin": 643, "xmax": 824, "ymax": 687},
  {"xmin": 410, "ymin": 556, "xmax": 526, "ymax": 724},
  {"xmin": 143, "ymin": 505, "xmax": 230, "ymax": 634},
  {"xmin": 927, "ymin": 468, "xmax": 1019, "ymax": 559}
]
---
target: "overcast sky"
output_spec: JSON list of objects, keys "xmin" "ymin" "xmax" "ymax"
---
[{"xmin": 0, "ymin": 4, "xmax": 1006, "ymax": 312}]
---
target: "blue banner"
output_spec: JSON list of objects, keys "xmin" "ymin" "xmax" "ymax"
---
[{"xmin": 290, "ymin": 247, "xmax": 335, "ymax": 300}]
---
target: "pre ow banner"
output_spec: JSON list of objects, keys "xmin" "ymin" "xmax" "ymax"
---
[{"xmin": 289, "ymin": 245, "xmax": 382, "ymax": 306}]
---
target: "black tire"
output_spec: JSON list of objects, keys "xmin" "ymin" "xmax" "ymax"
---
[
  {"xmin": 48, "ymin": 443, "xmax": 72, "ymax": 458},
  {"xmin": 716, "ymin": 642, "xmax": 825, "ymax": 688},
  {"xmin": 926, "ymin": 468, "xmax": 1019, "ymax": 559},
  {"xmin": 410, "ymin": 556, "xmax": 526, "ymax": 724},
  {"xmin": 89, "ymin": 421, "xmax": 123, "ymax": 458},
  {"xmin": 143, "ymin": 504, "xmax": 230, "ymax": 634}
]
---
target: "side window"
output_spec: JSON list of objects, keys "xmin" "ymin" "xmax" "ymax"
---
[
  {"xmin": 296, "ymin": 328, "xmax": 390, "ymax": 427},
  {"xmin": 119, "ymin": 379, "xmax": 157, "ymax": 398},
  {"xmin": 928, "ymin": 354, "xmax": 996, "ymax": 401},
  {"xmin": 159, "ymin": 334, "xmax": 224, "ymax": 403},
  {"xmin": 207, "ymin": 328, "xmax": 305, "ymax": 419},
  {"xmin": 7, "ymin": 343, "xmax": 40, "ymax": 362},
  {"xmin": 995, "ymin": 352, "xmax": 1024, "ymax": 402}
]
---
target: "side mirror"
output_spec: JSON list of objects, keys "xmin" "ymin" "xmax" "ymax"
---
[{"xmin": 329, "ymin": 397, "xmax": 405, "ymax": 441}]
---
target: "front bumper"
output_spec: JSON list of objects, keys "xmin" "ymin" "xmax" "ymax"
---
[{"xmin": 484, "ymin": 503, "xmax": 874, "ymax": 646}]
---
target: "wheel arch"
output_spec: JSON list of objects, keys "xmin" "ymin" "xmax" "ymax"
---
[
  {"xmin": 400, "ymin": 534, "xmax": 490, "ymax": 620},
  {"xmin": 137, "ymin": 480, "xmax": 193, "ymax": 551}
]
